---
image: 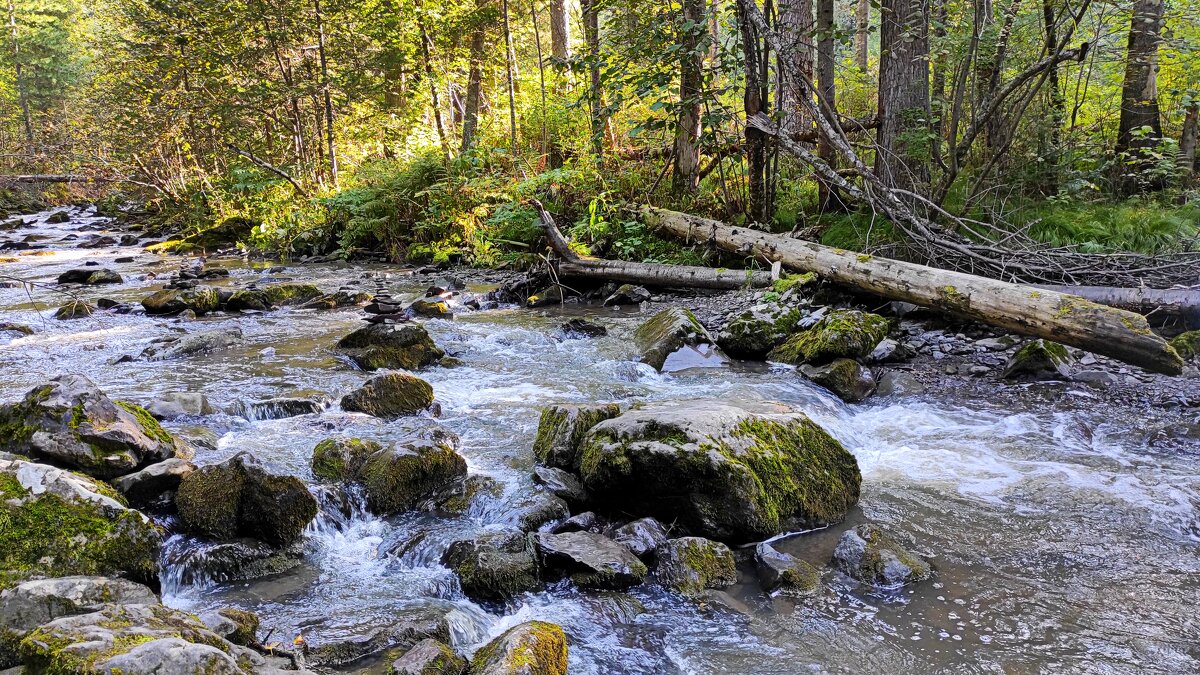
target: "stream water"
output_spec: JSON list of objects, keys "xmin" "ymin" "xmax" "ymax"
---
[{"xmin": 2, "ymin": 207, "xmax": 1199, "ymax": 674}]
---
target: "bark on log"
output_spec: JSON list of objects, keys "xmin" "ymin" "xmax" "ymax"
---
[
  {"xmin": 1034, "ymin": 285, "xmax": 1200, "ymax": 328},
  {"xmin": 642, "ymin": 205, "xmax": 1185, "ymax": 375}
]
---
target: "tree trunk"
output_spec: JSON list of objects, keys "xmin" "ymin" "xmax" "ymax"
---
[
  {"xmin": 461, "ymin": 28, "xmax": 486, "ymax": 152},
  {"xmin": 549, "ymin": 0, "xmax": 569, "ymax": 60},
  {"xmin": 672, "ymin": 0, "xmax": 707, "ymax": 194},
  {"xmin": 314, "ymin": 0, "xmax": 337, "ymax": 186},
  {"xmin": 1180, "ymin": 102, "xmax": 1198, "ymax": 174},
  {"xmin": 876, "ymin": 0, "xmax": 931, "ymax": 191},
  {"xmin": 739, "ymin": 1, "xmax": 768, "ymax": 222},
  {"xmin": 1040, "ymin": 0, "xmax": 1065, "ymax": 193},
  {"xmin": 855, "ymin": 0, "xmax": 870, "ymax": 71},
  {"xmin": 6, "ymin": 0, "xmax": 34, "ymax": 155},
  {"xmin": 1114, "ymin": 0, "xmax": 1164, "ymax": 191},
  {"xmin": 502, "ymin": 0, "xmax": 519, "ymax": 152},
  {"xmin": 777, "ymin": 0, "xmax": 814, "ymax": 137},
  {"xmin": 1033, "ymin": 284, "xmax": 1200, "ymax": 327},
  {"xmin": 815, "ymin": 0, "xmax": 842, "ymax": 211},
  {"xmin": 643, "ymin": 205, "xmax": 1185, "ymax": 375},
  {"xmin": 582, "ymin": 0, "xmax": 604, "ymax": 156},
  {"xmin": 418, "ymin": 19, "xmax": 452, "ymax": 160}
]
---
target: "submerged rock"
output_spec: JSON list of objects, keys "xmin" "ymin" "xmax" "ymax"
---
[
  {"xmin": 833, "ymin": 524, "xmax": 931, "ymax": 587},
  {"xmin": 755, "ymin": 542, "xmax": 820, "ymax": 595},
  {"xmin": 312, "ymin": 429, "xmax": 466, "ymax": 515},
  {"xmin": 469, "ymin": 621, "xmax": 568, "ymax": 675},
  {"xmin": 146, "ymin": 392, "xmax": 215, "ymax": 420},
  {"xmin": 506, "ymin": 491, "xmax": 570, "ymax": 532},
  {"xmin": 0, "ymin": 375, "xmax": 186, "ymax": 478},
  {"xmin": 230, "ymin": 396, "xmax": 326, "ymax": 420},
  {"xmin": 341, "ymin": 372, "xmax": 435, "ymax": 419},
  {"xmin": 576, "ymin": 399, "xmax": 861, "ymax": 542},
  {"xmin": 0, "ymin": 455, "xmax": 162, "ymax": 587},
  {"xmin": 875, "ymin": 371, "xmax": 926, "ymax": 397},
  {"xmin": 800, "ymin": 358, "xmax": 877, "ymax": 402},
  {"xmin": 1001, "ymin": 339, "xmax": 1074, "ymax": 380},
  {"xmin": 391, "ymin": 638, "xmax": 466, "ymax": 675},
  {"xmin": 175, "ymin": 452, "xmax": 317, "ymax": 547},
  {"xmin": 335, "ymin": 323, "xmax": 445, "ymax": 371},
  {"xmin": 768, "ymin": 309, "xmax": 891, "ymax": 365},
  {"xmin": 633, "ymin": 307, "xmax": 726, "ymax": 372},
  {"xmin": 443, "ymin": 530, "xmax": 540, "ymax": 600},
  {"xmin": 139, "ymin": 327, "xmax": 243, "ymax": 361},
  {"xmin": 560, "ymin": 318, "xmax": 607, "ymax": 338},
  {"xmin": 654, "ymin": 537, "xmax": 737, "ymax": 597},
  {"xmin": 532, "ymin": 403, "xmax": 621, "ymax": 472},
  {"xmin": 533, "ymin": 531, "xmax": 648, "ymax": 589},
  {"xmin": 610, "ymin": 518, "xmax": 669, "ymax": 559},
  {"xmin": 167, "ymin": 538, "xmax": 305, "ymax": 585}
]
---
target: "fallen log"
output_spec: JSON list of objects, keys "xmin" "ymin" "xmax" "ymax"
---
[
  {"xmin": 1033, "ymin": 285, "xmax": 1200, "ymax": 328},
  {"xmin": 641, "ymin": 205, "xmax": 1185, "ymax": 375},
  {"xmin": 533, "ymin": 200, "xmax": 773, "ymax": 291}
]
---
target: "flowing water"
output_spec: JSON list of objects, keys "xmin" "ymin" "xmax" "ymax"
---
[{"xmin": 2, "ymin": 208, "xmax": 1199, "ymax": 674}]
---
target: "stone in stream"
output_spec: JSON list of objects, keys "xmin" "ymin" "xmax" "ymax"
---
[
  {"xmin": 224, "ymin": 288, "xmax": 272, "ymax": 311},
  {"xmin": 341, "ymin": 372, "xmax": 435, "ymax": 419},
  {"xmin": 531, "ymin": 465, "xmax": 590, "ymax": 506},
  {"xmin": 260, "ymin": 282, "xmax": 323, "ymax": 307},
  {"xmin": 469, "ymin": 621, "xmax": 568, "ymax": 675},
  {"xmin": 175, "ymin": 452, "xmax": 317, "ymax": 547},
  {"xmin": 110, "ymin": 457, "xmax": 196, "ymax": 505},
  {"xmin": 442, "ymin": 530, "xmax": 541, "ymax": 600},
  {"xmin": 553, "ymin": 511, "xmax": 600, "ymax": 534},
  {"xmin": 0, "ymin": 576, "xmax": 158, "ymax": 667},
  {"xmin": 408, "ymin": 297, "xmax": 452, "ymax": 317},
  {"xmin": 574, "ymin": 399, "xmax": 861, "ymax": 542},
  {"xmin": 77, "ymin": 235, "xmax": 118, "ymax": 248},
  {"xmin": 197, "ymin": 608, "xmax": 260, "ymax": 647},
  {"xmin": 54, "ymin": 299, "xmax": 94, "ymax": 320},
  {"xmin": 167, "ymin": 538, "xmax": 305, "ymax": 585},
  {"xmin": 610, "ymin": 518, "xmax": 669, "ymax": 559},
  {"xmin": 45, "ymin": 210, "xmax": 70, "ymax": 224},
  {"xmin": 145, "ymin": 392, "xmax": 215, "ymax": 420},
  {"xmin": 832, "ymin": 524, "xmax": 932, "ymax": 587},
  {"xmin": 654, "ymin": 537, "xmax": 737, "ymax": 597},
  {"xmin": 0, "ymin": 375, "xmax": 187, "ymax": 478},
  {"xmin": 717, "ymin": 302, "xmax": 805, "ymax": 359},
  {"xmin": 0, "ymin": 322, "xmax": 33, "ymax": 338},
  {"xmin": 311, "ymin": 428, "xmax": 466, "ymax": 515},
  {"xmin": 875, "ymin": 370, "xmax": 926, "ymax": 397},
  {"xmin": 391, "ymin": 638, "xmax": 466, "ymax": 675},
  {"xmin": 229, "ymin": 396, "xmax": 327, "ymax": 420},
  {"xmin": 633, "ymin": 307, "xmax": 728, "ymax": 372},
  {"xmin": 141, "ymin": 286, "xmax": 222, "ymax": 315},
  {"xmin": 305, "ymin": 608, "xmax": 451, "ymax": 669},
  {"xmin": 299, "ymin": 289, "xmax": 372, "ymax": 310},
  {"xmin": 526, "ymin": 285, "xmax": 565, "ymax": 307},
  {"xmin": 560, "ymin": 318, "xmax": 607, "ymax": 338},
  {"xmin": 768, "ymin": 309, "xmax": 892, "ymax": 366},
  {"xmin": 533, "ymin": 531, "xmax": 648, "ymax": 589},
  {"xmin": 800, "ymin": 358, "xmax": 878, "ymax": 403},
  {"xmin": 429, "ymin": 474, "xmax": 502, "ymax": 515},
  {"xmin": 335, "ymin": 323, "xmax": 445, "ymax": 371},
  {"xmin": 755, "ymin": 542, "xmax": 820, "ymax": 595},
  {"xmin": 603, "ymin": 284, "xmax": 651, "ymax": 306},
  {"xmin": 138, "ymin": 327, "xmax": 243, "ymax": 361},
  {"xmin": 0, "ymin": 454, "xmax": 163, "ymax": 588},
  {"xmin": 531, "ymin": 403, "xmax": 621, "ymax": 472},
  {"xmin": 56, "ymin": 267, "xmax": 122, "ymax": 285},
  {"xmin": 505, "ymin": 490, "xmax": 570, "ymax": 532},
  {"xmin": 1001, "ymin": 339, "xmax": 1075, "ymax": 380}
]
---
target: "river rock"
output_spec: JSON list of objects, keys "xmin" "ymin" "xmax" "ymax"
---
[
  {"xmin": 800, "ymin": 358, "xmax": 877, "ymax": 402},
  {"xmin": 139, "ymin": 327, "xmax": 243, "ymax": 360},
  {"xmin": 57, "ymin": 268, "xmax": 122, "ymax": 285},
  {"xmin": 755, "ymin": 542, "xmax": 820, "ymax": 595},
  {"xmin": 533, "ymin": 531, "xmax": 648, "ymax": 589},
  {"xmin": 0, "ymin": 375, "xmax": 186, "ymax": 478},
  {"xmin": 111, "ymin": 458, "xmax": 196, "ymax": 504},
  {"xmin": 469, "ymin": 621, "xmax": 568, "ymax": 675},
  {"xmin": 633, "ymin": 307, "xmax": 727, "ymax": 372},
  {"xmin": 0, "ymin": 322, "xmax": 33, "ymax": 338},
  {"xmin": 507, "ymin": 491, "xmax": 570, "ymax": 532},
  {"xmin": 560, "ymin": 318, "xmax": 607, "ymax": 338},
  {"xmin": 1001, "ymin": 339, "xmax": 1075, "ymax": 380},
  {"xmin": 553, "ymin": 511, "xmax": 599, "ymax": 533},
  {"xmin": 832, "ymin": 524, "xmax": 932, "ymax": 587},
  {"xmin": 442, "ymin": 530, "xmax": 540, "ymax": 600},
  {"xmin": 526, "ymin": 285, "xmax": 565, "ymax": 307},
  {"xmin": 717, "ymin": 302, "xmax": 804, "ymax": 359},
  {"xmin": 409, "ymin": 297, "xmax": 452, "ymax": 317},
  {"xmin": 391, "ymin": 638, "xmax": 466, "ymax": 675},
  {"xmin": 167, "ymin": 538, "xmax": 305, "ymax": 585},
  {"xmin": 576, "ymin": 399, "xmax": 861, "ymax": 542},
  {"xmin": 335, "ymin": 323, "xmax": 445, "ymax": 371},
  {"xmin": 230, "ymin": 396, "xmax": 326, "ymax": 420},
  {"xmin": 0, "ymin": 576, "xmax": 157, "ymax": 667},
  {"xmin": 1169, "ymin": 331, "xmax": 1199, "ymax": 362},
  {"xmin": 141, "ymin": 287, "xmax": 222, "ymax": 315},
  {"xmin": 875, "ymin": 370, "xmax": 926, "ymax": 397},
  {"xmin": 0, "ymin": 455, "xmax": 162, "ymax": 587},
  {"xmin": 341, "ymin": 372, "xmax": 435, "ymax": 419},
  {"xmin": 45, "ymin": 210, "xmax": 70, "ymax": 224},
  {"xmin": 54, "ymin": 299, "xmax": 94, "ymax": 320},
  {"xmin": 532, "ymin": 403, "xmax": 621, "ymax": 471},
  {"xmin": 306, "ymin": 609, "xmax": 452, "ymax": 668},
  {"xmin": 224, "ymin": 288, "xmax": 271, "ymax": 311},
  {"xmin": 531, "ymin": 465, "xmax": 590, "ymax": 505},
  {"xmin": 603, "ymin": 284, "xmax": 651, "ymax": 306},
  {"xmin": 197, "ymin": 608, "xmax": 259, "ymax": 646},
  {"xmin": 654, "ymin": 537, "xmax": 736, "ymax": 597},
  {"xmin": 175, "ymin": 452, "xmax": 317, "ymax": 547},
  {"xmin": 146, "ymin": 392, "xmax": 214, "ymax": 420},
  {"xmin": 610, "ymin": 518, "xmax": 669, "ymax": 559},
  {"xmin": 768, "ymin": 309, "xmax": 891, "ymax": 365},
  {"xmin": 315, "ymin": 429, "xmax": 466, "ymax": 515}
]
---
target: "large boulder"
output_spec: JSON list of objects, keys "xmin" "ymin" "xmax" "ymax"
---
[
  {"xmin": 0, "ymin": 576, "xmax": 157, "ymax": 667},
  {"xmin": 533, "ymin": 531, "xmax": 647, "ymax": 589},
  {"xmin": 633, "ymin": 307, "xmax": 727, "ymax": 372},
  {"xmin": 833, "ymin": 524, "xmax": 932, "ymax": 587},
  {"xmin": 0, "ymin": 456, "xmax": 162, "ymax": 588},
  {"xmin": 532, "ymin": 403, "xmax": 621, "ymax": 471},
  {"xmin": 0, "ymin": 375, "xmax": 186, "ymax": 478},
  {"xmin": 442, "ymin": 530, "xmax": 540, "ymax": 600},
  {"xmin": 1001, "ymin": 339, "xmax": 1074, "ymax": 380},
  {"xmin": 341, "ymin": 372, "xmax": 435, "ymax": 419},
  {"xmin": 576, "ymin": 399, "xmax": 861, "ymax": 542},
  {"xmin": 391, "ymin": 638, "xmax": 466, "ymax": 675},
  {"xmin": 717, "ymin": 302, "xmax": 804, "ymax": 359},
  {"xmin": 175, "ymin": 452, "xmax": 317, "ymax": 547},
  {"xmin": 141, "ymin": 287, "xmax": 222, "ymax": 316},
  {"xmin": 654, "ymin": 537, "xmax": 737, "ymax": 597},
  {"xmin": 768, "ymin": 309, "xmax": 891, "ymax": 365},
  {"xmin": 800, "ymin": 358, "xmax": 877, "ymax": 403},
  {"xmin": 335, "ymin": 324, "xmax": 445, "ymax": 371},
  {"xmin": 311, "ymin": 429, "xmax": 466, "ymax": 515},
  {"xmin": 469, "ymin": 621, "xmax": 568, "ymax": 675}
]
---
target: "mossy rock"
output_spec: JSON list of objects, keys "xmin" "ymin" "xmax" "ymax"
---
[
  {"xmin": 335, "ymin": 323, "xmax": 445, "ymax": 371},
  {"xmin": 755, "ymin": 542, "xmax": 820, "ymax": 595},
  {"xmin": 442, "ymin": 530, "xmax": 540, "ymax": 601},
  {"xmin": 409, "ymin": 298, "xmax": 452, "ymax": 317},
  {"xmin": 717, "ymin": 303, "xmax": 805, "ymax": 359},
  {"xmin": 577, "ymin": 399, "xmax": 861, "ymax": 542},
  {"xmin": 54, "ymin": 299, "xmax": 94, "ymax": 320},
  {"xmin": 341, "ymin": 372, "xmax": 435, "ymax": 419},
  {"xmin": 262, "ymin": 283, "xmax": 323, "ymax": 306},
  {"xmin": 175, "ymin": 452, "xmax": 317, "ymax": 547},
  {"xmin": 197, "ymin": 608, "xmax": 260, "ymax": 647},
  {"xmin": 390, "ymin": 638, "xmax": 466, "ymax": 675},
  {"xmin": 224, "ymin": 288, "xmax": 272, "ymax": 312},
  {"xmin": 633, "ymin": 307, "xmax": 721, "ymax": 371},
  {"xmin": 1168, "ymin": 331, "xmax": 1200, "ymax": 362},
  {"xmin": 140, "ymin": 287, "xmax": 221, "ymax": 316},
  {"xmin": 800, "ymin": 358, "xmax": 877, "ymax": 402},
  {"xmin": 531, "ymin": 403, "xmax": 621, "ymax": 472},
  {"xmin": 0, "ymin": 375, "xmax": 183, "ymax": 479},
  {"xmin": 357, "ymin": 430, "xmax": 467, "ymax": 515},
  {"xmin": 311, "ymin": 437, "xmax": 382, "ymax": 482},
  {"xmin": 768, "ymin": 309, "xmax": 891, "ymax": 365},
  {"xmin": 57, "ymin": 268, "xmax": 122, "ymax": 285},
  {"xmin": 186, "ymin": 216, "xmax": 257, "ymax": 249},
  {"xmin": 469, "ymin": 621, "xmax": 568, "ymax": 675},
  {"xmin": 0, "ymin": 455, "xmax": 163, "ymax": 588},
  {"xmin": 655, "ymin": 537, "xmax": 737, "ymax": 597},
  {"xmin": 833, "ymin": 524, "xmax": 931, "ymax": 587},
  {"xmin": 1001, "ymin": 339, "xmax": 1074, "ymax": 380}
]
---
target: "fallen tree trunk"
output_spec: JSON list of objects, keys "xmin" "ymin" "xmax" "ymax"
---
[
  {"xmin": 534, "ymin": 200, "xmax": 773, "ymax": 291},
  {"xmin": 642, "ymin": 205, "xmax": 1184, "ymax": 375},
  {"xmin": 1034, "ymin": 285, "xmax": 1200, "ymax": 328}
]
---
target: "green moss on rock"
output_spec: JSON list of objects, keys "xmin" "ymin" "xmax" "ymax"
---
[
  {"xmin": 1169, "ymin": 331, "xmax": 1200, "ymax": 362},
  {"xmin": 341, "ymin": 372, "xmax": 435, "ymax": 419},
  {"xmin": 335, "ymin": 323, "xmax": 446, "ymax": 372},
  {"xmin": 311, "ymin": 437, "xmax": 381, "ymax": 481},
  {"xmin": 54, "ymin": 300, "xmax": 94, "ymax": 320},
  {"xmin": 263, "ymin": 283, "xmax": 323, "ymax": 306},
  {"xmin": 442, "ymin": 530, "xmax": 540, "ymax": 600},
  {"xmin": 358, "ymin": 436, "xmax": 467, "ymax": 514},
  {"xmin": 768, "ymin": 309, "xmax": 891, "ymax": 365},
  {"xmin": 532, "ymin": 403, "xmax": 621, "ymax": 471},
  {"xmin": 469, "ymin": 621, "xmax": 567, "ymax": 675},
  {"xmin": 655, "ymin": 537, "xmax": 736, "ymax": 597}
]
